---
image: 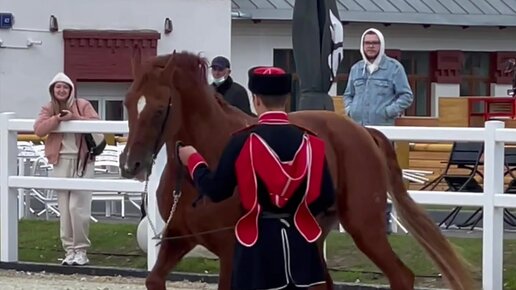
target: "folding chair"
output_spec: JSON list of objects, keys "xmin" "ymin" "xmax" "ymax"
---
[
  {"xmin": 420, "ymin": 142, "xmax": 485, "ymax": 229},
  {"xmin": 500, "ymin": 147, "xmax": 516, "ymax": 227},
  {"xmin": 93, "ymin": 145, "xmax": 126, "ymax": 218},
  {"xmin": 452, "ymin": 147, "xmax": 516, "ymax": 230},
  {"xmin": 28, "ymin": 156, "xmax": 60, "ymax": 220}
]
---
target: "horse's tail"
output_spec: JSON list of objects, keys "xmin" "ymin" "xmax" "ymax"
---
[{"xmin": 366, "ymin": 127, "xmax": 478, "ymax": 290}]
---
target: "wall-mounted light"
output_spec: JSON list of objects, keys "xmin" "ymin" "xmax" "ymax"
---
[
  {"xmin": 164, "ymin": 17, "xmax": 173, "ymax": 34},
  {"xmin": 0, "ymin": 38, "xmax": 43, "ymax": 49},
  {"xmin": 49, "ymin": 15, "xmax": 58, "ymax": 32},
  {"xmin": 27, "ymin": 38, "xmax": 42, "ymax": 47}
]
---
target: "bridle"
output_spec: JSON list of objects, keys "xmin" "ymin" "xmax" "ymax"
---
[
  {"xmin": 139, "ymin": 93, "xmax": 181, "ymax": 241},
  {"xmin": 138, "ymin": 93, "xmax": 233, "ymax": 244}
]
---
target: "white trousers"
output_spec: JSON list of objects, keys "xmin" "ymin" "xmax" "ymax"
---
[{"xmin": 51, "ymin": 155, "xmax": 94, "ymax": 252}]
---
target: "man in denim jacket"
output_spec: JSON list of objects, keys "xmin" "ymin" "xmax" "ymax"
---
[
  {"xmin": 343, "ymin": 28, "xmax": 413, "ymax": 126},
  {"xmin": 343, "ymin": 28, "xmax": 413, "ymax": 233}
]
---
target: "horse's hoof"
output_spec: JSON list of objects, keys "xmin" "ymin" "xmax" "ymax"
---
[{"xmin": 145, "ymin": 276, "xmax": 166, "ymax": 290}]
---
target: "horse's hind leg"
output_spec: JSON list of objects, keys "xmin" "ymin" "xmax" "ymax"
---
[
  {"xmin": 317, "ymin": 211, "xmax": 338, "ymax": 290},
  {"xmin": 145, "ymin": 229, "xmax": 195, "ymax": 290},
  {"xmin": 339, "ymin": 196, "xmax": 414, "ymax": 290},
  {"xmin": 217, "ymin": 244, "xmax": 234, "ymax": 290}
]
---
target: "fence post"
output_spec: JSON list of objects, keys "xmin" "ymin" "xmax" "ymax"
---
[
  {"xmin": 0, "ymin": 112, "xmax": 19, "ymax": 262},
  {"xmin": 483, "ymin": 120, "xmax": 505, "ymax": 290},
  {"xmin": 146, "ymin": 146, "xmax": 167, "ymax": 271}
]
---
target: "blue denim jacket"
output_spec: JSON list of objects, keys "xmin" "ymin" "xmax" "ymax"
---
[{"xmin": 343, "ymin": 56, "xmax": 413, "ymax": 126}]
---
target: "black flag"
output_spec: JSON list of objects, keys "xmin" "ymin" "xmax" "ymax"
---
[{"xmin": 292, "ymin": 0, "xmax": 344, "ymax": 111}]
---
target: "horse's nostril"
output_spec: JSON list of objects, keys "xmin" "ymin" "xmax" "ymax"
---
[{"xmin": 134, "ymin": 162, "xmax": 141, "ymax": 170}]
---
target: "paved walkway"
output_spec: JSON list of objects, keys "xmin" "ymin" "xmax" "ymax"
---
[{"xmin": 0, "ymin": 269, "xmax": 215, "ymax": 290}]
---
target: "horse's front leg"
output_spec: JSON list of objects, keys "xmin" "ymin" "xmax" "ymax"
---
[{"xmin": 145, "ymin": 229, "xmax": 195, "ymax": 290}]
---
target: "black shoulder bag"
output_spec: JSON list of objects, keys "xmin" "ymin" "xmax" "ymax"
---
[{"xmin": 75, "ymin": 100, "xmax": 107, "ymax": 157}]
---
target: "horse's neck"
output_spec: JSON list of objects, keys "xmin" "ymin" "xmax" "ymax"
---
[
  {"xmin": 182, "ymin": 113, "xmax": 240, "ymax": 164},
  {"xmin": 173, "ymin": 78, "xmax": 255, "ymax": 165},
  {"xmin": 180, "ymin": 106, "xmax": 251, "ymax": 166}
]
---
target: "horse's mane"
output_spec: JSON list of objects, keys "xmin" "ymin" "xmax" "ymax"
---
[
  {"xmin": 213, "ymin": 91, "xmax": 257, "ymax": 123},
  {"xmin": 140, "ymin": 51, "xmax": 210, "ymax": 86},
  {"xmin": 141, "ymin": 51, "xmax": 256, "ymax": 124}
]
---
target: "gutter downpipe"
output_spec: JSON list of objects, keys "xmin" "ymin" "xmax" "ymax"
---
[{"xmin": 231, "ymin": 10, "xmax": 252, "ymax": 19}]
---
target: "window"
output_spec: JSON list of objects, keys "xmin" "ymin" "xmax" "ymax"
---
[
  {"xmin": 106, "ymin": 100, "xmax": 125, "ymax": 120},
  {"xmin": 83, "ymin": 97, "xmax": 126, "ymax": 121},
  {"xmin": 82, "ymin": 97, "xmax": 125, "ymax": 138},
  {"xmin": 336, "ymin": 50, "xmax": 362, "ymax": 95},
  {"xmin": 460, "ymin": 52, "xmax": 490, "ymax": 96},
  {"xmin": 77, "ymin": 82, "xmax": 130, "ymax": 121},
  {"xmin": 400, "ymin": 51, "xmax": 431, "ymax": 116},
  {"xmin": 89, "ymin": 100, "xmax": 99, "ymax": 114}
]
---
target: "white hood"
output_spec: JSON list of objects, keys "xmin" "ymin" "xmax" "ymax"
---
[
  {"xmin": 360, "ymin": 28, "xmax": 385, "ymax": 75},
  {"xmin": 48, "ymin": 72, "xmax": 75, "ymax": 109}
]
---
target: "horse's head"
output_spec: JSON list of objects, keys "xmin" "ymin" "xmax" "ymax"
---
[{"xmin": 120, "ymin": 48, "xmax": 209, "ymax": 179}]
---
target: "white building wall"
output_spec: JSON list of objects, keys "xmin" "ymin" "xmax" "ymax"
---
[
  {"xmin": 431, "ymin": 83, "xmax": 461, "ymax": 117},
  {"xmin": 491, "ymin": 83, "xmax": 513, "ymax": 97},
  {"xmin": 0, "ymin": 0, "xmax": 231, "ymax": 118}
]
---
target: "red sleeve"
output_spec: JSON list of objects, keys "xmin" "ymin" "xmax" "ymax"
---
[{"xmin": 187, "ymin": 152, "xmax": 207, "ymax": 179}]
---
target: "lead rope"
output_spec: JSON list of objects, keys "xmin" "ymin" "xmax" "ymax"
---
[
  {"xmin": 141, "ymin": 141, "xmax": 185, "ymax": 241},
  {"xmin": 141, "ymin": 181, "xmax": 182, "ymax": 241}
]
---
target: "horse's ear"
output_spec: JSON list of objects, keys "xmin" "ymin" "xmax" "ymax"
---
[{"xmin": 131, "ymin": 44, "xmax": 142, "ymax": 78}]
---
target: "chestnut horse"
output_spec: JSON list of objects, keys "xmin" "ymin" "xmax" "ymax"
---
[{"xmin": 119, "ymin": 50, "xmax": 476, "ymax": 290}]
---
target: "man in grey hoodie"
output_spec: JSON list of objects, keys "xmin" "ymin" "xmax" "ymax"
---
[
  {"xmin": 343, "ymin": 28, "xmax": 414, "ymax": 233},
  {"xmin": 343, "ymin": 28, "xmax": 413, "ymax": 126}
]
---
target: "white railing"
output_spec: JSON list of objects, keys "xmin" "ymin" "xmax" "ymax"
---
[
  {"xmin": 1, "ymin": 111, "xmax": 516, "ymax": 289},
  {"xmin": 0, "ymin": 112, "xmax": 167, "ymax": 272}
]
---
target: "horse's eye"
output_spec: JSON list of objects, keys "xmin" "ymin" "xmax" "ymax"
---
[{"xmin": 154, "ymin": 109, "xmax": 164, "ymax": 118}]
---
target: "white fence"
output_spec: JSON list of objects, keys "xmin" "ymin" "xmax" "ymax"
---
[
  {"xmin": 0, "ymin": 112, "xmax": 168, "ymax": 271},
  {"xmin": 1, "ymin": 112, "xmax": 516, "ymax": 289}
]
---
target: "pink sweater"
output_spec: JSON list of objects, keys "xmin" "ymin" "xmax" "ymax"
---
[{"xmin": 33, "ymin": 98, "xmax": 100, "ymax": 165}]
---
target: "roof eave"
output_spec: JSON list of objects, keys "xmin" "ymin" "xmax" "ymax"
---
[{"xmin": 232, "ymin": 9, "xmax": 516, "ymax": 27}]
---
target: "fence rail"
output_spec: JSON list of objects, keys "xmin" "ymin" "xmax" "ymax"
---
[{"xmin": 1, "ymin": 112, "xmax": 514, "ymax": 289}]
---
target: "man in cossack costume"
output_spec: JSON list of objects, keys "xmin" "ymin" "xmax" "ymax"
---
[{"xmin": 178, "ymin": 66, "xmax": 336, "ymax": 290}]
